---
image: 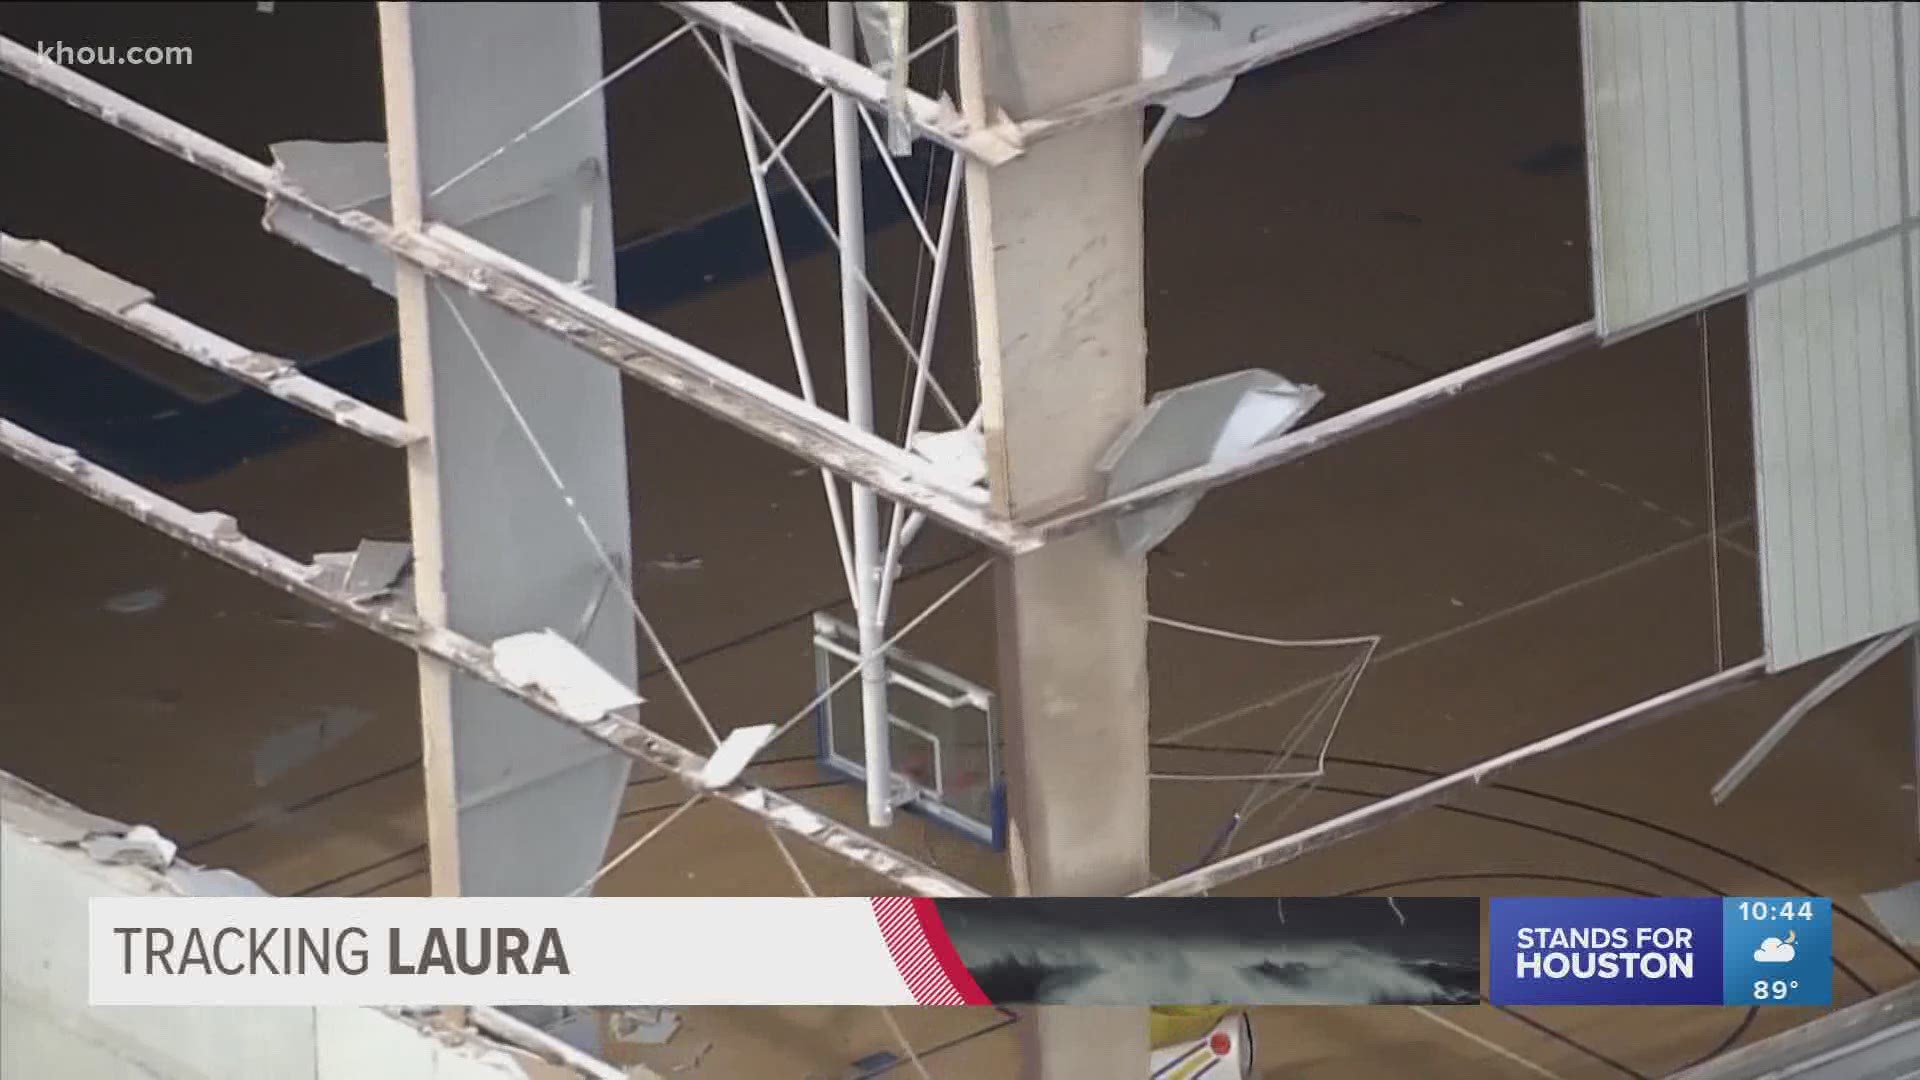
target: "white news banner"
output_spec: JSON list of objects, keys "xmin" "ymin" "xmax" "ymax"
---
[{"xmin": 89, "ymin": 897, "xmax": 930, "ymax": 1006}]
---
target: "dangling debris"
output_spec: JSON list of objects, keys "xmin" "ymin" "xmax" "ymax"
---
[
  {"xmin": 698, "ymin": 724, "xmax": 778, "ymax": 790},
  {"xmin": 492, "ymin": 629, "xmax": 645, "ymax": 724},
  {"xmin": 609, "ymin": 1007, "xmax": 682, "ymax": 1047},
  {"xmin": 80, "ymin": 824, "xmax": 177, "ymax": 871},
  {"xmin": 1097, "ymin": 369, "xmax": 1321, "ymax": 556}
]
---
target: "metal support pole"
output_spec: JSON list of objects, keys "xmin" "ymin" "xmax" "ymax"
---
[
  {"xmin": 957, "ymin": 3, "xmax": 1149, "ymax": 1074},
  {"xmin": 378, "ymin": 2, "xmax": 462, "ymax": 901},
  {"xmin": 831, "ymin": 2, "xmax": 894, "ymax": 830}
]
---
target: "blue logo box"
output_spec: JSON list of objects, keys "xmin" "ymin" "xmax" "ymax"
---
[
  {"xmin": 1491, "ymin": 898, "xmax": 1722, "ymax": 1005},
  {"xmin": 1489, "ymin": 897, "xmax": 1832, "ymax": 1006}
]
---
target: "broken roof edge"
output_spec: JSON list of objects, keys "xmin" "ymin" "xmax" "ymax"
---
[
  {"xmin": 0, "ymin": 34, "xmax": 1029, "ymax": 556},
  {"xmin": 0, "ymin": 417, "xmax": 985, "ymax": 900},
  {"xmin": 0, "ymin": 769, "xmax": 647, "ymax": 1080}
]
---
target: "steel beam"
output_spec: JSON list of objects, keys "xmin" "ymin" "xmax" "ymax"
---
[
  {"xmin": 0, "ymin": 417, "xmax": 983, "ymax": 899},
  {"xmin": 1139, "ymin": 659, "xmax": 1769, "ymax": 897},
  {"xmin": 1712, "ymin": 628, "xmax": 1914, "ymax": 804},
  {"xmin": 1028, "ymin": 320, "xmax": 1598, "ymax": 544},
  {"xmin": 827, "ymin": 2, "xmax": 896, "ymax": 830},
  {"xmin": 958, "ymin": 3, "xmax": 1150, "ymax": 1074},
  {"xmin": 0, "ymin": 34, "xmax": 1027, "ymax": 556},
  {"xmin": 661, "ymin": 1, "xmax": 1019, "ymax": 164},
  {"xmin": 0, "ymin": 233, "xmax": 418, "ymax": 447},
  {"xmin": 1013, "ymin": 2, "xmax": 1439, "ymax": 147}
]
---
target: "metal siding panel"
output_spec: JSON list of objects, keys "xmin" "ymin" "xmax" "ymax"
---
[
  {"xmin": 1584, "ymin": 2, "xmax": 1749, "ymax": 335},
  {"xmin": 1753, "ymin": 286, "xmax": 1798, "ymax": 663},
  {"xmin": 1894, "ymin": 235, "xmax": 1920, "ymax": 624},
  {"xmin": 1745, "ymin": 3, "xmax": 1903, "ymax": 276},
  {"xmin": 1755, "ymin": 237, "xmax": 1919, "ymax": 670},
  {"xmin": 1831, "ymin": 249, "xmax": 1875, "ymax": 638},
  {"xmin": 1907, "ymin": 4, "xmax": 1920, "ymax": 214}
]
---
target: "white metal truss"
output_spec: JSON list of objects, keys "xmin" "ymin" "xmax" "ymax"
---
[
  {"xmin": 6, "ymin": 20, "xmax": 1859, "ymax": 1071},
  {"xmin": 0, "ymin": 234, "xmax": 419, "ymax": 447},
  {"xmin": 0, "ymin": 417, "xmax": 982, "ymax": 899}
]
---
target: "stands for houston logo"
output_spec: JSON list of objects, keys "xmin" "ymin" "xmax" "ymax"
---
[{"xmin": 1490, "ymin": 898, "xmax": 1724, "ymax": 1006}]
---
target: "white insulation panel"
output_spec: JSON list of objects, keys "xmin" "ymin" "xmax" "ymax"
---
[
  {"xmin": 1583, "ymin": 2, "xmax": 1749, "ymax": 336},
  {"xmin": 1744, "ymin": 3, "xmax": 1904, "ymax": 276},
  {"xmin": 1752, "ymin": 236, "xmax": 1919, "ymax": 670},
  {"xmin": 1584, "ymin": 3, "xmax": 1920, "ymax": 336}
]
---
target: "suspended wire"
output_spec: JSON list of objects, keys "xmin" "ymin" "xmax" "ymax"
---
[
  {"xmin": 1147, "ymin": 614, "xmax": 1380, "ymax": 875},
  {"xmin": 687, "ymin": 27, "xmax": 966, "ymax": 428},
  {"xmin": 430, "ymin": 24, "xmax": 693, "ymax": 200},
  {"xmin": 877, "ymin": 149, "xmax": 966, "ymax": 624},
  {"xmin": 1148, "ymin": 613, "xmax": 1380, "ymax": 650},
  {"xmin": 435, "ymin": 282, "xmax": 723, "ymax": 751},
  {"xmin": 571, "ymin": 792, "xmax": 704, "ymax": 896},
  {"xmin": 770, "ymin": 560, "xmax": 990, "ymax": 745},
  {"xmin": 718, "ymin": 34, "xmax": 860, "ymax": 605},
  {"xmin": 762, "ymin": 820, "xmax": 933, "ymax": 1080}
]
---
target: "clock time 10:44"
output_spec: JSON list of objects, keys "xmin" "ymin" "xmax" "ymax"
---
[{"xmin": 1736, "ymin": 900, "xmax": 1816, "ymax": 921}]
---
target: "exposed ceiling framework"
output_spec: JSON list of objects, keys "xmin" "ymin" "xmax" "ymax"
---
[{"xmin": 5, "ymin": 3, "xmax": 1912, "ymax": 1076}]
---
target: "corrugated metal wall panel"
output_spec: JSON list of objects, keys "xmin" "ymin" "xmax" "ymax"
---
[
  {"xmin": 1744, "ymin": 4, "xmax": 1904, "ymax": 277},
  {"xmin": 1906, "ymin": 5, "xmax": 1919, "ymax": 211},
  {"xmin": 1583, "ymin": 2, "xmax": 1748, "ymax": 336},
  {"xmin": 1751, "ymin": 236, "xmax": 1919, "ymax": 670}
]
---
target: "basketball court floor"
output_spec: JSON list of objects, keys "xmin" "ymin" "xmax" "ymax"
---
[{"xmin": 3, "ymin": 3, "xmax": 1915, "ymax": 1076}]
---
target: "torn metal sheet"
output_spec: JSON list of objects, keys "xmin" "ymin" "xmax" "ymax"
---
[
  {"xmin": 80, "ymin": 824, "xmax": 177, "ymax": 871},
  {"xmin": 909, "ymin": 426, "xmax": 988, "ymax": 491},
  {"xmin": 342, "ymin": 539, "xmax": 413, "ymax": 601},
  {"xmin": 265, "ymin": 141, "xmax": 398, "ymax": 296},
  {"xmin": 1031, "ymin": 321, "xmax": 1596, "ymax": 543},
  {"xmin": 1141, "ymin": 2, "xmax": 1234, "ymax": 118},
  {"xmin": 1096, "ymin": 369, "xmax": 1322, "ymax": 555},
  {"xmin": 0, "ymin": 417, "xmax": 984, "ymax": 897},
  {"xmin": 1016, "ymin": 3, "xmax": 1436, "ymax": 145},
  {"xmin": 493, "ymin": 630, "xmax": 645, "ymax": 725},
  {"xmin": 697, "ymin": 724, "xmax": 777, "ymax": 790},
  {"xmin": 1864, "ymin": 881, "xmax": 1920, "ymax": 946},
  {"xmin": 0, "ymin": 231, "xmax": 418, "ymax": 447},
  {"xmin": 608, "ymin": 1008, "xmax": 681, "ymax": 1047},
  {"xmin": 264, "ymin": 140, "xmax": 603, "ymax": 300}
]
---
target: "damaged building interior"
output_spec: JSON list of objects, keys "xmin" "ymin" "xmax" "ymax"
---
[{"xmin": 4, "ymin": 1, "xmax": 1920, "ymax": 1077}]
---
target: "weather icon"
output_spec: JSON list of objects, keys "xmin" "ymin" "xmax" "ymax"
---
[{"xmin": 1754, "ymin": 931, "xmax": 1797, "ymax": 964}]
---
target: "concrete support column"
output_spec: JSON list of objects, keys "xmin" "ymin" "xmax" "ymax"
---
[{"xmin": 956, "ymin": 3, "xmax": 1150, "ymax": 1074}]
